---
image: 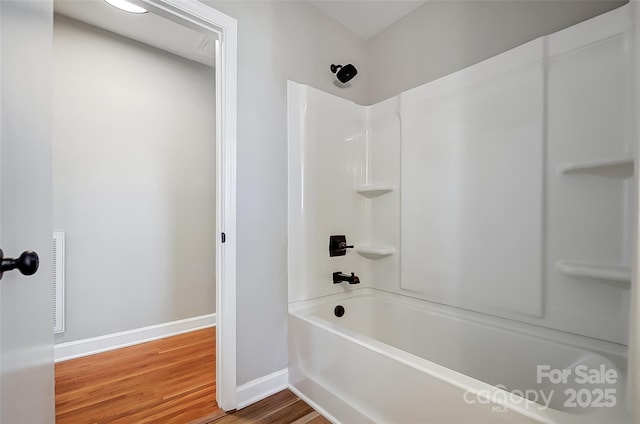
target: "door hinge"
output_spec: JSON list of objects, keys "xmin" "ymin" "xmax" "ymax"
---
[{"xmin": 221, "ymin": 232, "xmax": 226, "ymax": 243}]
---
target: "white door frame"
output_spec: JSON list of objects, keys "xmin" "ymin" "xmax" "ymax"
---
[
  {"xmin": 632, "ymin": 1, "xmax": 640, "ymax": 420},
  {"xmin": 138, "ymin": 0, "xmax": 237, "ymax": 411}
]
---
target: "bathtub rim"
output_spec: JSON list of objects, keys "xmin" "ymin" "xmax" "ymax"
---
[
  {"xmin": 288, "ymin": 287, "xmax": 629, "ymax": 423},
  {"xmin": 289, "ymin": 287, "xmax": 628, "ymax": 360}
]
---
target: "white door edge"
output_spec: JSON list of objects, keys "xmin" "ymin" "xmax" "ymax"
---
[{"xmin": 139, "ymin": 0, "xmax": 238, "ymax": 411}]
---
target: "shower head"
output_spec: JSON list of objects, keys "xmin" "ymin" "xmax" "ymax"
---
[{"xmin": 331, "ymin": 64, "xmax": 358, "ymax": 83}]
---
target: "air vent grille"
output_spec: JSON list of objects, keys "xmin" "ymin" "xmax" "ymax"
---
[{"xmin": 53, "ymin": 232, "xmax": 65, "ymax": 334}]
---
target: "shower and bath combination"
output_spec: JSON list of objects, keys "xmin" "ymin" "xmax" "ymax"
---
[{"xmin": 289, "ymin": 5, "xmax": 633, "ymax": 422}]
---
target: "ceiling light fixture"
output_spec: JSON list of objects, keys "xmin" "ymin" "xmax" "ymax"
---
[{"xmin": 104, "ymin": 0, "xmax": 148, "ymax": 14}]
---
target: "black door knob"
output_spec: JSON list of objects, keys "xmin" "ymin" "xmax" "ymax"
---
[{"xmin": 0, "ymin": 249, "xmax": 39, "ymax": 280}]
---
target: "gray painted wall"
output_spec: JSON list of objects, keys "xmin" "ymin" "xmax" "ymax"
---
[
  {"xmin": 366, "ymin": 0, "xmax": 626, "ymax": 104},
  {"xmin": 204, "ymin": 1, "xmax": 367, "ymax": 386},
  {"xmin": 53, "ymin": 16, "xmax": 216, "ymax": 343}
]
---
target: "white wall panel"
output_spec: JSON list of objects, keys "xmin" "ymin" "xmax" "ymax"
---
[
  {"xmin": 544, "ymin": 26, "xmax": 633, "ymax": 343},
  {"xmin": 366, "ymin": 99, "xmax": 401, "ymax": 291},
  {"xmin": 288, "ymin": 83, "xmax": 370, "ymax": 303},
  {"xmin": 400, "ymin": 46, "xmax": 545, "ymax": 317}
]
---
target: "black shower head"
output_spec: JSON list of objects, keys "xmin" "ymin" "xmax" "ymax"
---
[{"xmin": 331, "ymin": 64, "xmax": 358, "ymax": 83}]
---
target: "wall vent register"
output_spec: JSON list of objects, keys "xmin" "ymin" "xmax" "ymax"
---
[{"xmin": 53, "ymin": 232, "xmax": 66, "ymax": 334}]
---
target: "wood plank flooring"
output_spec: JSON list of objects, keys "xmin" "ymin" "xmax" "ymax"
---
[
  {"xmin": 55, "ymin": 327, "xmax": 330, "ymax": 424},
  {"xmin": 55, "ymin": 327, "xmax": 218, "ymax": 423},
  {"xmin": 195, "ymin": 390, "xmax": 331, "ymax": 424}
]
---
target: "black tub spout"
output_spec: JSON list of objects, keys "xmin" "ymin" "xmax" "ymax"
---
[{"xmin": 333, "ymin": 272, "xmax": 360, "ymax": 285}]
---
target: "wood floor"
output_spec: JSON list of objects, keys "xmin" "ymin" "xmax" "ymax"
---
[
  {"xmin": 195, "ymin": 390, "xmax": 331, "ymax": 424},
  {"xmin": 55, "ymin": 327, "xmax": 329, "ymax": 424}
]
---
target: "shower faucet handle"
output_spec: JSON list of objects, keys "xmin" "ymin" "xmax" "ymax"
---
[{"xmin": 329, "ymin": 235, "xmax": 353, "ymax": 257}]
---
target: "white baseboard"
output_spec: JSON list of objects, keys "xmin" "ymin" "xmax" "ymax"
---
[
  {"xmin": 54, "ymin": 313, "xmax": 216, "ymax": 362},
  {"xmin": 236, "ymin": 368, "xmax": 289, "ymax": 409}
]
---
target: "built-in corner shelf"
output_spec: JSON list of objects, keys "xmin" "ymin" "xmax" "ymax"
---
[
  {"xmin": 355, "ymin": 244, "xmax": 395, "ymax": 260},
  {"xmin": 355, "ymin": 185, "xmax": 394, "ymax": 199},
  {"xmin": 556, "ymin": 260, "xmax": 631, "ymax": 287},
  {"xmin": 559, "ymin": 154, "xmax": 634, "ymax": 179}
]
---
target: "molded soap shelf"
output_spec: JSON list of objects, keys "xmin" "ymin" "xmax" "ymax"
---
[
  {"xmin": 556, "ymin": 260, "xmax": 631, "ymax": 287},
  {"xmin": 355, "ymin": 244, "xmax": 395, "ymax": 259},
  {"xmin": 355, "ymin": 185, "xmax": 394, "ymax": 198},
  {"xmin": 559, "ymin": 155, "xmax": 634, "ymax": 178}
]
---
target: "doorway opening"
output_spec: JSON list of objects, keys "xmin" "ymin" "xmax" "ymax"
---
[{"xmin": 51, "ymin": 0, "xmax": 237, "ymax": 416}]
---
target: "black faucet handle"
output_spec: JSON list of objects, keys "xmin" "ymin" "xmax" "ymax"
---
[{"xmin": 330, "ymin": 235, "xmax": 354, "ymax": 257}]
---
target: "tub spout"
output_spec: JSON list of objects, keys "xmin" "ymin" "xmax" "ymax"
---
[{"xmin": 333, "ymin": 272, "xmax": 360, "ymax": 284}]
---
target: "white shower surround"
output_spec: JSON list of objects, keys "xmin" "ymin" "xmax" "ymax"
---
[{"xmin": 287, "ymin": 4, "xmax": 634, "ymax": 423}]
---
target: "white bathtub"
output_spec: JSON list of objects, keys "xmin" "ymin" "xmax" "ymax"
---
[{"xmin": 288, "ymin": 289, "xmax": 630, "ymax": 423}]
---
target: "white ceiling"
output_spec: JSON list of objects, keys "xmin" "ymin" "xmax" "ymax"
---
[
  {"xmin": 309, "ymin": 1, "xmax": 427, "ymax": 39},
  {"xmin": 53, "ymin": 0, "xmax": 427, "ymax": 65},
  {"xmin": 54, "ymin": 0, "xmax": 216, "ymax": 67}
]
